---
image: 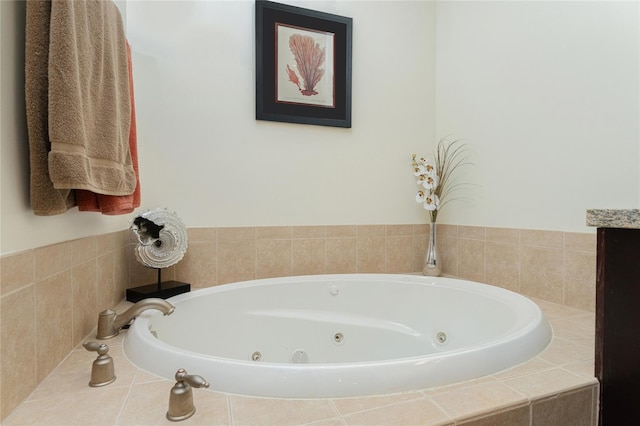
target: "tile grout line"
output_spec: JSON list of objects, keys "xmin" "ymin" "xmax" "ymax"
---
[{"xmin": 113, "ymin": 368, "xmax": 142, "ymax": 425}]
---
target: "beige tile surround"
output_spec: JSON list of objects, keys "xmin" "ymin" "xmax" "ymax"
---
[
  {"xmin": 132, "ymin": 225, "xmax": 596, "ymax": 313},
  {"xmin": 0, "ymin": 231, "xmax": 130, "ymax": 420},
  {"xmin": 436, "ymin": 225, "xmax": 595, "ymax": 312},
  {"xmin": 3, "ymin": 298, "xmax": 597, "ymax": 426},
  {"xmin": 0, "ymin": 224, "xmax": 596, "ymax": 422}
]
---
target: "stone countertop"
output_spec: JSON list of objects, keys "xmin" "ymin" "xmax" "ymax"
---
[{"xmin": 586, "ymin": 209, "xmax": 640, "ymax": 229}]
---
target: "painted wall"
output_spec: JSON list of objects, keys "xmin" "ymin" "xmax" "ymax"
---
[
  {"xmin": 125, "ymin": 0, "xmax": 436, "ymax": 228},
  {"xmin": 435, "ymin": 1, "xmax": 640, "ymax": 232},
  {"xmin": 2, "ymin": 0, "xmax": 639, "ymax": 256},
  {"xmin": 1, "ymin": 0, "xmax": 133, "ymax": 255},
  {"xmin": 0, "ymin": 0, "xmax": 436, "ymax": 255}
]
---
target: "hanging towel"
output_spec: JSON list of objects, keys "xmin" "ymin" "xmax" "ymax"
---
[
  {"xmin": 25, "ymin": 0, "xmax": 76, "ymax": 215},
  {"xmin": 47, "ymin": 0, "xmax": 136, "ymax": 196},
  {"xmin": 77, "ymin": 41, "xmax": 141, "ymax": 215}
]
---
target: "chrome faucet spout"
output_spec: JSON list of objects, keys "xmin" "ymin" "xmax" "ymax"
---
[{"xmin": 96, "ymin": 298, "xmax": 175, "ymax": 340}]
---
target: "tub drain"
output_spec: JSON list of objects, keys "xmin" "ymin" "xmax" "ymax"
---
[
  {"xmin": 436, "ymin": 332, "xmax": 447, "ymax": 345},
  {"xmin": 251, "ymin": 351, "xmax": 262, "ymax": 361}
]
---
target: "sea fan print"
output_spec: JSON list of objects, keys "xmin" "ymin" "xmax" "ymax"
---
[
  {"xmin": 286, "ymin": 64, "xmax": 301, "ymax": 91},
  {"xmin": 287, "ymin": 33, "xmax": 325, "ymax": 96}
]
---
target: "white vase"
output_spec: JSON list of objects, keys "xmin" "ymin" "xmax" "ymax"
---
[{"xmin": 422, "ymin": 221, "xmax": 442, "ymax": 276}]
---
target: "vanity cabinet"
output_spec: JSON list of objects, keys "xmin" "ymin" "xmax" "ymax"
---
[{"xmin": 588, "ymin": 210, "xmax": 640, "ymax": 426}]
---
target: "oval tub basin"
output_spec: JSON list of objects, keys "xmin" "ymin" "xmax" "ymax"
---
[{"xmin": 124, "ymin": 274, "xmax": 552, "ymax": 398}]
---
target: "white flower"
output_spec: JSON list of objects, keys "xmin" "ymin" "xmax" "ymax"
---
[
  {"xmin": 412, "ymin": 138, "xmax": 471, "ymax": 223},
  {"xmin": 412, "ymin": 153, "xmax": 440, "ymax": 213},
  {"xmin": 423, "ymin": 194, "xmax": 440, "ymax": 211},
  {"xmin": 422, "ymin": 174, "xmax": 439, "ymax": 190}
]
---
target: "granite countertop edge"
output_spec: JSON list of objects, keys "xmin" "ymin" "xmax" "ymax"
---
[{"xmin": 586, "ymin": 209, "xmax": 640, "ymax": 229}]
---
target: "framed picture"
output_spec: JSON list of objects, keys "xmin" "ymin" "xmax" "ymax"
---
[{"xmin": 255, "ymin": 0, "xmax": 353, "ymax": 128}]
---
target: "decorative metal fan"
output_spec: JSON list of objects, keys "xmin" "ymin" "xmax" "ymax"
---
[{"xmin": 126, "ymin": 208, "xmax": 190, "ymax": 302}]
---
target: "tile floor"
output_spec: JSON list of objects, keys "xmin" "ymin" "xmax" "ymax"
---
[{"xmin": 3, "ymin": 298, "xmax": 597, "ymax": 426}]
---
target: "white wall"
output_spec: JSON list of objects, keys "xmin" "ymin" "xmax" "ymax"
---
[
  {"xmin": 1, "ymin": 1, "xmax": 135, "ymax": 255},
  {"xmin": 435, "ymin": 1, "xmax": 640, "ymax": 232},
  {"xmin": 126, "ymin": 0, "xmax": 436, "ymax": 228},
  {"xmin": 0, "ymin": 0, "xmax": 436, "ymax": 255},
  {"xmin": 2, "ymin": 0, "xmax": 639, "ymax": 254}
]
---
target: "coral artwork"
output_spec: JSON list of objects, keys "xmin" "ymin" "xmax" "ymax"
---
[
  {"xmin": 286, "ymin": 64, "xmax": 301, "ymax": 91},
  {"xmin": 287, "ymin": 33, "xmax": 325, "ymax": 96}
]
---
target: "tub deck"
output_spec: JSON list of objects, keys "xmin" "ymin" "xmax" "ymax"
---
[{"xmin": 3, "ymin": 297, "xmax": 597, "ymax": 425}]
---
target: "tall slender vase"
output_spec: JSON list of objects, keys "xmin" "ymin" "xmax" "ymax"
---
[{"xmin": 422, "ymin": 221, "xmax": 441, "ymax": 276}]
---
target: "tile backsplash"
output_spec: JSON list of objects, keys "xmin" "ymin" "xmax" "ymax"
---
[
  {"xmin": 0, "ymin": 224, "xmax": 596, "ymax": 421},
  {"xmin": 0, "ymin": 230, "xmax": 130, "ymax": 420},
  {"xmin": 437, "ymin": 225, "xmax": 595, "ymax": 311}
]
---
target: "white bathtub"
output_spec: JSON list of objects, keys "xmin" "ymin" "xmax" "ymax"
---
[{"xmin": 123, "ymin": 274, "xmax": 552, "ymax": 398}]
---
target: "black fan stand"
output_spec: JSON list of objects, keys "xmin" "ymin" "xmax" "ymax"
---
[{"xmin": 126, "ymin": 268, "xmax": 190, "ymax": 303}]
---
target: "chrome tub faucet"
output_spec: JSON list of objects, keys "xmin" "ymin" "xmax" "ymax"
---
[{"xmin": 96, "ymin": 297, "xmax": 175, "ymax": 339}]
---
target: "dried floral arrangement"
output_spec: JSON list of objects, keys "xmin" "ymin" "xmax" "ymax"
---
[{"xmin": 411, "ymin": 138, "xmax": 472, "ymax": 223}]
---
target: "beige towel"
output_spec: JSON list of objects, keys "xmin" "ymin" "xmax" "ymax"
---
[
  {"xmin": 25, "ymin": 0, "xmax": 76, "ymax": 215},
  {"xmin": 47, "ymin": 0, "xmax": 136, "ymax": 196},
  {"xmin": 77, "ymin": 42, "xmax": 141, "ymax": 215}
]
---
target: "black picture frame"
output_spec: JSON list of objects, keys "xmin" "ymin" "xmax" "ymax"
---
[{"xmin": 255, "ymin": 0, "xmax": 352, "ymax": 128}]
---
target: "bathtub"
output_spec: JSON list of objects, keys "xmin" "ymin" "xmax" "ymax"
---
[{"xmin": 123, "ymin": 274, "xmax": 552, "ymax": 398}]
